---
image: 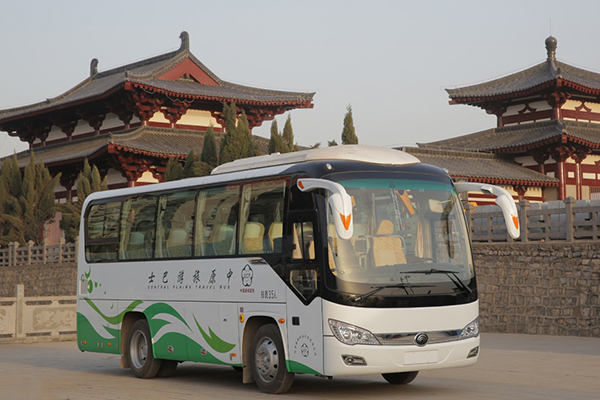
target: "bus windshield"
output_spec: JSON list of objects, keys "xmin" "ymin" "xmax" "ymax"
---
[{"xmin": 325, "ymin": 174, "xmax": 474, "ymax": 300}]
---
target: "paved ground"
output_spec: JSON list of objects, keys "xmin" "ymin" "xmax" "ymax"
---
[{"xmin": 1, "ymin": 333, "xmax": 599, "ymax": 399}]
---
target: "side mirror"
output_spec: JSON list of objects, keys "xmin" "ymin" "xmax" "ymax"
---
[
  {"xmin": 454, "ymin": 182, "xmax": 520, "ymax": 239},
  {"xmin": 297, "ymin": 178, "xmax": 354, "ymax": 240}
]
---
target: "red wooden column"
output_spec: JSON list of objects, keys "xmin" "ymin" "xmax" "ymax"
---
[
  {"xmin": 572, "ymin": 149, "xmax": 590, "ymax": 200},
  {"xmin": 551, "ymin": 144, "xmax": 573, "ymax": 200}
]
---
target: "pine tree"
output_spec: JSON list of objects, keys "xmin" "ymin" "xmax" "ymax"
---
[
  {"xmin": 165, "ymin": 150, "xmax": 212, "ymax": 182},
  {"xmin": 0, "ymin": 152, "xmax": 61, "ymax": 246},
  {"xmin": 201, "ymin": 126, "xmax": 218, "ymax": 168},
  {"xmin": 219, "ymin": 103, "xmax": 258, "ymax": 163},
  {"xmin": 341, "ymin": 104, "xmax": 358, "ymax": 145},
  {"xmin": 268, "ymin": 120, "xmax": 284, "ymax": 154},
  {"xmin": 60, "ymin": 159, "xmax": 107, "ymax": 243},
  {"xmin": 165, "ymin": 157, "xmax": 183, "ymax": 181},
  {"xmin": 282, "ymin": 114, "xmax": 297, "ymax": 153}
]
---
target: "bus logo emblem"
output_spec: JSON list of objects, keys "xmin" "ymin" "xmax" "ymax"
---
[{"xmin": 241, "ymin": 265, "xmax": 253, "ymax": 287}]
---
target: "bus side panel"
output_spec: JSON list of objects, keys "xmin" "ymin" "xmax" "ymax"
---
[
  {"xmin": 285, "ymin": 296, "xmax": 324, "ymax": 375},
  {"xmin": 77, "ymin": 298, "xmax": 121, "ymax": 355},
  {"xmin": 143, "ymin": 300, "xmax": 189, "ymax": 362},
  {"xmin": 185, "ymin": 302, "xmax": 240, "ymax": 366}
]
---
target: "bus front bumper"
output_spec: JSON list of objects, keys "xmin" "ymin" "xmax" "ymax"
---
[{"xmin": 322, "ymin": 335, "xmax": 479, "ymax": 376}]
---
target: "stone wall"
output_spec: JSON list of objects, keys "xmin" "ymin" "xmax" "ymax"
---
[
  {"xmin": 473, "ymin": 242, "xmax": 600, "ymax": 337},
  {"xmin": 1, "ymin": 243, "xmax": 599, "ymax": 337},
  {"xmin": 0, "ymin": 263, "xmax": 76, "ymax": 297}
]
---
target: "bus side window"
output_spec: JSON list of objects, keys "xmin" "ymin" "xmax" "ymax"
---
[
  {"xmin": 119, "ymin": 195, "xmax": 157, "ymax": 260},
  {"xmin": 239, "ymin": 179, "xmax": 287, "ymax": 255},
  {"xmin": 196, "ymin": 184, "xmax": 240, "ymax": 257},
  {"xmin": 155, "ymin": 190, "xmax": 196, "ymax": 259},
  {"xmin": 290, "ymin": 221, "xmax": 317, "ymax": 299},
  {"xmin": 85, "ymin": 201, "xmax": 121, "ymax": 262},
  {"xmin": 292, "ymin": 222, "xmax": 315, "ymax": 260}
]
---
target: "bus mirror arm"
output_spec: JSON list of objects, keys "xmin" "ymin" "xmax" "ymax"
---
[
  {"xmin": 454, "ymin": 182, "xmax": 520, "ymax": 239},
  {"xmin": 297, "ymin": 178, "xmax": 354, "ymax": 240}
]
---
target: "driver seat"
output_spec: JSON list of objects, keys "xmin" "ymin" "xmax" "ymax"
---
[{"xmin": 373, "ymin": 220, "xmax": 406, "ymax": 266}]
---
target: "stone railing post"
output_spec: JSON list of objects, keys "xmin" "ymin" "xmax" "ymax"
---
[
  {"xmin": 27, "ymin": 240, "xmax": 34, "ymax": 265},
  {"xmin": 564, "ymin": 197, "xmax": 575, "ymax": 242},
  {"xmin": 519, "ymin": 200, "xmax": 530, "ymax": 243},
  {"xmin": 43, "ymin": 238, "xmax": 48, "ymax": 265},
  {"xmin": 15, "ymin": 284, "xmax": 25, "ymax": 339},
  {"xmin": 9, "ymin": 242, "xmax": 17, "ymax": 266},
  {"xmin": 59, "ymin": 238, "xmax": 65, "ymax": 263}
]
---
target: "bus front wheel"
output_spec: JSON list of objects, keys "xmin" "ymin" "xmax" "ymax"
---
[
  {"xmin": 126, "ymin": 319, "xmax": 162, "ymax": 379},
  {"xmin": 382, "ymin": 371, "xmax": 419, "ymax": 385},
  {"xmin": 250, "ymin": 324, "xmax": 295, "ymax": 394}
]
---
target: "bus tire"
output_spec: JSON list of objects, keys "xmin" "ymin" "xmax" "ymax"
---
[
  {"xmin": 126, "ymin": 319, "xmax": 162, "ymax": 379},
  {"xmin": 157, "ymin": 360, "xmax": 178, "ymax": 377},
  {"xmin": 250, "ymin": 324, "xmax": 295, "ymax": 394},
  {"xmin": 382, "ymin": 371, "xmax": 418, "ymax": 385}
]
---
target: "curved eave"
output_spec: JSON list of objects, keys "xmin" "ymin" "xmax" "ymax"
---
[
  {"xmin": 0, "ymin": 83, "xmax": 126, "ymax": 126},
  {"xmin": 108, "ymin": 143, "xmax": 187, "ymax": 160},
  {"xmin": 449, "ymin": 78, "xmax": 600, "ymax": 106},
  {"xmin": 452, "ymin": 175, "xmax": 559, "ymax": 188},
  {"xmin": 492, "ymin": 133, "xmax": 600, "ymax": 154},
  {"xmin": 126, "ymin": 81, "xmax": 314, "ymax": 108},
  {"xmin": 40, "ymin": 146, "xmax": 109, "ymax": 169}
]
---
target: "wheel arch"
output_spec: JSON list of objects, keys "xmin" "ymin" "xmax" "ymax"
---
[
  {"xmin": 241, "ymin": 316, "xmax": 286, "ymax": 384},
  {"xmin": 120, "ymin": 311, "xmax": 146, "ymax": 369}
]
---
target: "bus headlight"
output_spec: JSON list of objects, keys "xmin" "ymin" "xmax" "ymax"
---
[
  {"xmin": 458, "ymin": 318, "xmax": 480, "ymax": 340},
  {"xmin": 328, "ymin": 319, "xmax": 380, "ymax": 345}
]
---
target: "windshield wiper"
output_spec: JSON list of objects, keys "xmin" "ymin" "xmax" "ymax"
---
[
  {"xmin": 404, "ymin": 268, "xmax": 474, "ymax": 301},
  {"xmin": 353, "ymin": 283, "xmax": 434, "ymax": 302}
]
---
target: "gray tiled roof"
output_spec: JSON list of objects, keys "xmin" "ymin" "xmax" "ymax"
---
[
  {"xmin": 0, "ymin": 36, "xmax": 314, "ymax": 122},
  {"xmin": 402, "ymin": 147, "xmax": 558, "ymax": 185},
  {"xmin": 419, "ymin": 120, "xmax": 600, "ymax": 152},
  {"xmin": 6, "ymin": 126, "xmax": 271, "ymax": 168},
  {"xmin": 446, "ymin": 60, "xmax": 600, "ymax": 101}
]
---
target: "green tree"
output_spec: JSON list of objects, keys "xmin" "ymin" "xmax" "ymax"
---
[
  {"xmin": 201, "ymin": 125, "xmax": 218, "ymax": 168},
  {"xmin": 165, "ymin": 157, "xmax": 184, "ymax": 181},
  {"xmin": 219, "ymin": 102, "xmax": 257, "ymax": 163},
  {"xmin": 0, "ymin": 152, "xmax": 61, "ymax": 246},
  {"xmin": 59, "ymin": 158, "xmax": 107, "ymax": 243},
  {"xmin": 341, "ymin": 104, "xmax": 358, "ymax": 145},
  {"xmin": 165, "ymin": 149, "xmax": 212, "ymax": 182},
  {"xmin": 328, "ymin": 139, "xmax": 338, "ymax": 147},
  {"xmin": 268, "ymin": 120, "xmax": 284, "ymax": 154},
  {"xmin": 282, "ymin": 114, "xmax": 297, "ymax": 153}
]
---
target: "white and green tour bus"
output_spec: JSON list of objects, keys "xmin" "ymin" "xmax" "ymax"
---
[{"xmin": 77, "ymin": 145, "xmax": 519, "ymax": 394}]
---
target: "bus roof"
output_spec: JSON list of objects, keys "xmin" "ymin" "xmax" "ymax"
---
[{"xmin": 211, "ymin": 145, "xmax": 421, "ymax": 175}]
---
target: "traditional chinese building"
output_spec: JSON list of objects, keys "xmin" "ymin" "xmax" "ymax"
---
[
  {"xmin": 0, "ymin": 32, "xmax": 314, "ymax": 201},
  {"xmin": 410, "ymin": 36, "xmax": 600, "ymax": 203}
]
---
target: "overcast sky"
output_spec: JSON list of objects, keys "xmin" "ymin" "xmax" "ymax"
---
[{"xmin": 2, "ymin": 0, "xmax": 600, "ymax": 158}]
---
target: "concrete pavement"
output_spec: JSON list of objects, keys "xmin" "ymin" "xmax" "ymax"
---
[{"xmin": 0, "ymin": 333, "xmax": 599, "ymax": 399}]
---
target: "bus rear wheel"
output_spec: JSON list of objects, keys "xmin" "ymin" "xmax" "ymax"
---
[
  {"xmin": 250, "ymin": 324, "xmax": 295, "ymax": 394},
  {"xmin": 126, "ymin": 319, "xmax": 162, "ymax": 379},
  {"xmin": 382, "ymin": 371, "xmax": 419, "ymax": 385}
]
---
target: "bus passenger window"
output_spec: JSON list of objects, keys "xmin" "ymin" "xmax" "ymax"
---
[
  {"xmin": 85, "ymin": 201, "xmax": 121, "ymax": 262},
  {"xmin": 155, "ymin": 190, "xmax": 196, "ymax": 259},
  {"xmin": 196, "ymin": 184, "xmax": 240, "ymax": 256},
  {"xmin": 239, "ymin": 179, "xmax": 286, "ymax": 255},
  {"xmin": 119, "ymin": 195, "xmax": 157, "ymax": 260}
]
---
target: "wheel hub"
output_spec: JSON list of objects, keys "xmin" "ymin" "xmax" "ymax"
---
[{"xmin": 255, "ymin": 338, "xmax": 278, "ymax": 382}]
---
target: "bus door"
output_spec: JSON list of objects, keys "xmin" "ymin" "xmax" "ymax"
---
[{"xmin": 285, "ymin": 211, "xmax": 324, "ymax": 375}]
